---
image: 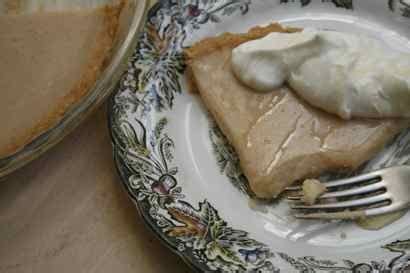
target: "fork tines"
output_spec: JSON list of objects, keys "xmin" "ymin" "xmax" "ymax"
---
[{"xmin": 284, "ymin": 171, "xmax": 390, "ymax": 219}]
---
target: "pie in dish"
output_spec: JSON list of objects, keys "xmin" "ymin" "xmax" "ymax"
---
[
  {"xmin": 185, "ymin": 23, "xmax": 409, "ymax": 199},
  {"xmin": 0, "ymin": 2, "xmax": 123, "ymax": 158}
]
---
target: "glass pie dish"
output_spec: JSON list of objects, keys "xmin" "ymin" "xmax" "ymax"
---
[{"xmin": 0, "ymin": 0, "xmax": 148, "ymax": 177}]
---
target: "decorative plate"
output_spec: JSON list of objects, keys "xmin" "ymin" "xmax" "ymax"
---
[{"xmin": 108, "ymin": 1, "xmax": 410, "ymax": 272}]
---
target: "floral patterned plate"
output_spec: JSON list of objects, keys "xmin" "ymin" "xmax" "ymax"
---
[{"xmin": 108, "ymin": 1, "xmax": 410, "ymax": 272}]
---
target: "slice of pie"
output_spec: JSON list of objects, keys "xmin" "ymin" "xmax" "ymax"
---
[
  {"xmin": 0, "ymin": 3, "xmax": 123, "ymax": 158},
  {"xmin": 186, "ymin": 23, "xmax": 409, "ymax": 199}
]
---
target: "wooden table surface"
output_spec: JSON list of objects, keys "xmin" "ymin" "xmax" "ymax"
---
[{"xmin": 0, "ymin": 108, "xmax": 192, "ymax": 273}]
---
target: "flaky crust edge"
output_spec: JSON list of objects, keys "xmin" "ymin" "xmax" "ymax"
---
[{"xmin": 184, "ymin": 22, "xmax": 299, "ymax": 61}]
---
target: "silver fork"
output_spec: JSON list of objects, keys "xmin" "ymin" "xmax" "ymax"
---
[{"xmin": 285, "ymin": 166, "xmax": 410, "ymax": 219}]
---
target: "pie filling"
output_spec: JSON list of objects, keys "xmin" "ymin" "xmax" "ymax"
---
[
  {"xmin": 185, "ymin": 23, "xmax": 409, "ymax": 200},
  {"xmin": 0, "ymin": 2, "xmax": 123, "ymax": 157}
]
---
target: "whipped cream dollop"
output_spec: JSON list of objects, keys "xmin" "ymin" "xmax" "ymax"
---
[{"xmin": 231, "ymin": 29, "xmax": 410, "ymax": 119}]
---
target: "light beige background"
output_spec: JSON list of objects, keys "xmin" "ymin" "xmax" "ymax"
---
[{"xmin": 0, "ymin": 108, "xmax": 192, "ymax": 273}]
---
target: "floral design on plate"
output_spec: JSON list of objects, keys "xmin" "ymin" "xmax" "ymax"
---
[
  {"xmin": 109, "ymin": 0, "xmax": 410, "ymax": 272},
  {"xmin": 209, "ymin": 120, "xmax": 253, "ymax": 197},
  {"xmin": 389, "ymin": 0, "xmax": 410, "ymax": 17},
  {"xmin": 279, "ymin": 0, "xmax": 353, "ymax": 9},
  {"xmin": 122, "ymin": 0, "xmax": 251, "ymax": 114},
  {"xmin": 111, "ymin": 115, "xmax": 277, "ymax": 272}
]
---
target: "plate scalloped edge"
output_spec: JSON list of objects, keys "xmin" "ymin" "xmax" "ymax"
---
[{"xmin": 108, "ymin": 0, "xmax": 410, "ymax": 272}]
